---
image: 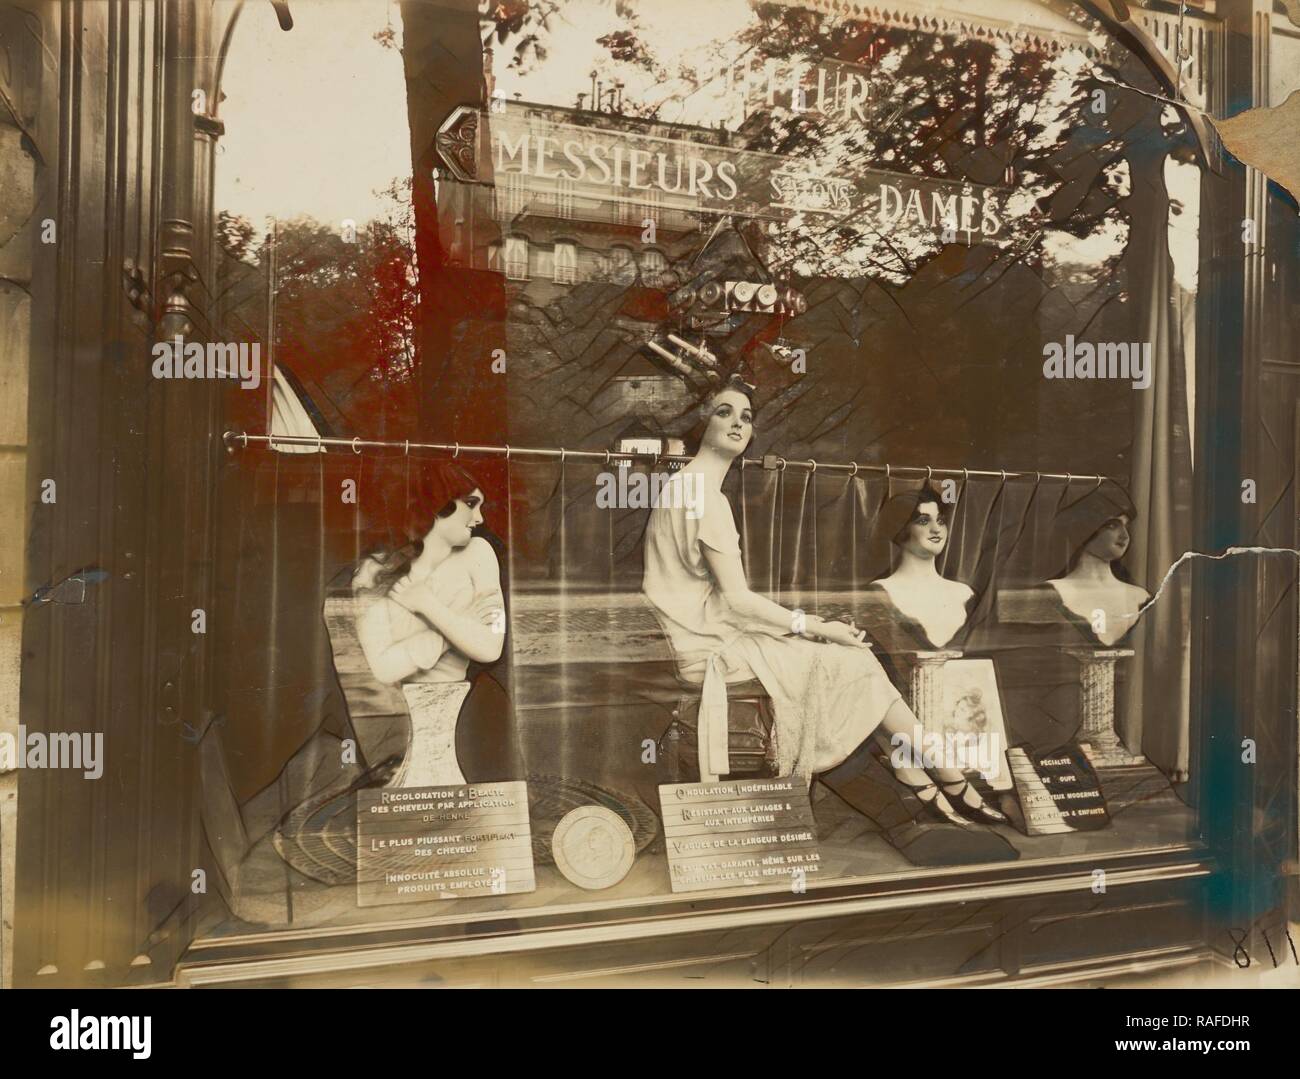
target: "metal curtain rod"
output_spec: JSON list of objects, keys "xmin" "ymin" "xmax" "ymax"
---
[{"xmin": 222, "ymin": 431, "xmax": 1117, "ymax": 486}]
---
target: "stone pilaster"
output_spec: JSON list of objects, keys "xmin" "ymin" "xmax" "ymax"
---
[
  {"xmin": 905, "ymin": 650, "xmax": 963, "ymax": 731},
  {"xmin": 0, "ymin": 100, "xmax": 38, "ymax": 993},
  {"xmin": 1066, "ymin": 648, "xmax": 1145, "ymax": 767}
]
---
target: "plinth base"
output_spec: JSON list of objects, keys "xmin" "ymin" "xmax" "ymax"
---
[
  {"xmin": 1094, "ymin": 761, "xmax": 1183, "ymax": 813},
  {"xmin": 1079, "ymin": 731, "xmax": 1148, "ymax": 769}
]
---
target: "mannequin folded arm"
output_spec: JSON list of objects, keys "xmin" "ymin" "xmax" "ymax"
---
[
  {"xmin": 387, "ymin": 539, "xmax": 506, "ymax": 665},
  {"xmin": 355, "ymin": 593, "xmax": 447, "ymax": 684}
]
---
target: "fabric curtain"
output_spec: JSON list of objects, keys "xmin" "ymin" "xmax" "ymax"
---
[
  {"xmin": 505, "ymin": 459, "xmax": 1141, "ymax": 795},
  {"xmin": 1119, "ymin": 152, "xmax": 1197, "ymax": 782}
]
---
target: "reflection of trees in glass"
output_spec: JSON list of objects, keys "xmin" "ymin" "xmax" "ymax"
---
[
  {"xmin": 214, "ymin": 178, "xmax": 420, "ymax": 433},
  {"xmin": 480, "ymin": 1, "xmax": 1134, "ymax": 287},
  {"xmin": 470, "ymin": 1, "xmax": 1173, "ymax": 473}
]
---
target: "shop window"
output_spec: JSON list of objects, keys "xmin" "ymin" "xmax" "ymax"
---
[
  {"xmin": 505, "ymin": 235, "xmax": 529, "ymax": 280},
  {"xmin": 640, "ymin": 188, "xmax": 662, "ymax": 233},
  {"xmin": 178, "ymin": 0, "xmax": 1284, "ymax": 992},
  {"xmin": 609, "ymin": 244, "xmax": 636, "ymax": 284},
  {"xmin": 639, "ymin": 248, "xmax": 669, "ymax": 288},
  {"xmin": 496, "ymin": 172, "xmax": 528, "ymax": 218},
  {"xmin": 554, "ymin": 175, "xmax": 575, "ymax": 219},
  {"xmin": 534, "ymin": 244, "xmax": 554, "ymax": 281},
  {"xmin": 553, "ymin": 241, "xmax": 578, "ymax": 284}
]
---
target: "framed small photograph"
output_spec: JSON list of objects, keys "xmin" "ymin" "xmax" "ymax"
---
[{"xmin": 927, "ymin": 658, "xmax": 1014, "ymax": 791}]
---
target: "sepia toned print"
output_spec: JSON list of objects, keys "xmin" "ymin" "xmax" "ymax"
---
[{"xmin": 0, "ymin": 0, "xmax": 1298, "ymax": 995}]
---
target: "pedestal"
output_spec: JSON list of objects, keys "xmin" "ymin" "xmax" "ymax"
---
[
  {"xmin": 1066, "ymin": 648, "xmax": 1146, "ymax": 768},
  {"xmin": 390, "ymin": 681, "xmax": 471, "ymax": 787},
  {"xmin": 905, "ymin": 650, "xmax": 964, "ymax": 730}
]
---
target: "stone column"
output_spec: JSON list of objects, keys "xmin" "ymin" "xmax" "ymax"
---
[
  {"xmin": 905, "ymin": 650, "xmax": 963, "ymax": 731},
  {"xmin": 1067, "ymin": 648, "xmax": 1145, "ymax": 767}
]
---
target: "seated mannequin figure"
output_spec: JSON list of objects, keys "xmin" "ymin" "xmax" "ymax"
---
[
  {"xmin": 641, "ymin": 375, "xmax": 1018, "ymax": 865},
  {"xmin": 1044, "ymin": 489, "xmax": 1151, "ymax": 648},
  {"xmin": 863, "ymin": 485, "xmax": 975, "ymax": 653}
]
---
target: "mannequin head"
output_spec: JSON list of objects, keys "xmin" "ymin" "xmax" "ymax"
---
[
  {"xmin": 683, "ymin": 375, "xmax": 756, "ymax": 460},
  {"xmin": 404, "ymin": 460, "xmax": 484, "ymax": 550},
  {"xmin": 868, "ymin": 483, "xmax": 956, "ymax": 577},
  {"xmin": 1055, "ymin": 485, "xmax": 1140, "ymax": 582},
  {"xmin": 422, "ymin": 487, "xmax": 485, "ymax": 550},
  {"xmin": 361, "ymin": 459, "xmax": 491, "ymax": 594},
  {"xmin": 1081, "ymin": 513, "xmax": 1132, "ymax": 564},
  {"xmin": 893, "ymin": 487, "xmax": 950, "ymax": 561}
]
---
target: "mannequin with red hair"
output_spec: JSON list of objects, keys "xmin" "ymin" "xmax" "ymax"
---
[{"xmin": 353, "ymin": 458, "xmax": 521, "ymax": 785}]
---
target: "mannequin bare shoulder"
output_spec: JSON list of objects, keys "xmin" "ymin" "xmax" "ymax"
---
[{"xmin": 1045, "ymin": 508, "xmax": 1150, "ymax": 646}]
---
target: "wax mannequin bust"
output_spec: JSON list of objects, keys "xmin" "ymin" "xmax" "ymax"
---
[
  {"xmin": 1044, "ymin": 489, "xmax": 1151, "ymax": 648},
  {"xmin": 863, "ymin": 486, "xmax": 976, "ymax": 652}
]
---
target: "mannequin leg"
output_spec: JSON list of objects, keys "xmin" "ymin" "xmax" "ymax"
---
[
  {"xmin": 877, "ymin": 698, "xmax": 972, "ymax": 789},
  {"xmin": 817, "ymin": 700, "xmax": 1018, "ymax": 865}
]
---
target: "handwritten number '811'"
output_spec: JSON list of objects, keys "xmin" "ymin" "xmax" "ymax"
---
[{"xmin": 1226, "ymin": 925, "xmax": 1298, "ymax": 969}]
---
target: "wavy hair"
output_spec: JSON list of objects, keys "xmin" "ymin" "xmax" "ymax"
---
[{"xmin": 681, "ymin": 374, "xmax": 758, "ymax": 458}]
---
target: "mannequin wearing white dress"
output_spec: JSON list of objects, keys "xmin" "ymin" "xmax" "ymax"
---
[{"xmin": 641, "ymin": 379, "xmax": 1012, "ymax": 839}]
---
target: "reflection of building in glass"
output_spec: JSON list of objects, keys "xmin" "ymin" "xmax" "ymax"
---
[
  {"xmin": 448, "ymin": 102, "xmax": 720, "ymax": 295},
  {"xmin": 436, "ymin": 99, "xmax": 790, "ymax": 449}
]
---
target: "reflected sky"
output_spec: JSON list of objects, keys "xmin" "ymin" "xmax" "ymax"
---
[{"xmin": 215, "ymin": 0, "xmax": 409, "ymax": 229}]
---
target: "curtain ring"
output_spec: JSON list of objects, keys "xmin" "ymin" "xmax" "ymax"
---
[
  {"xmin": 241, "ymin": 432, "xmax": 249, "ymax": 449},
  {"xmin": 962, "ymin": 467, "xmax": 969, "ymax": 483},
  {"xmin": 885, "ymin": 464, "xmax": 891, "ymax": 481},
  {"xmin": 351, "ymin": 437, "xmax": 362, "ymax": 455},
  {"xmin": 1093, "ymin": 474, "xmax": 1103, "ymax": 491},
  {"xmin": 849, "ymin": 461, "xmax": 859, "ymax": 478},
  {"xmin": 504, "ymin": 444, "xmax": 511, "ymax": 461},
  {"xmin": 452, "ymin": 442, "xmax": 460, "ymax": 459},
  {"xmin": 316, "ymin": 433, "xmax": 323, "ymax": 453},
  {"xmin": 1065, "ymin": 471, "xmax": 1072, "ymax": 486},
  {"xmin": 777, "ymin": 456, "xmax": 787, "ymax": 472},
  {"xmin": 560, "ymin": 447, "xmax": 567, "ymax": 464},
  {"xmin": 925, "ymin": 465, "xmax": 933, "ymax": 482},
  {"xmin": 403, "ymin": 439, "xmax": 410, "ymax": 456},
  {"xmin": 809, "ymin": 459, "xmax": 818, "ymax": 474}
]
